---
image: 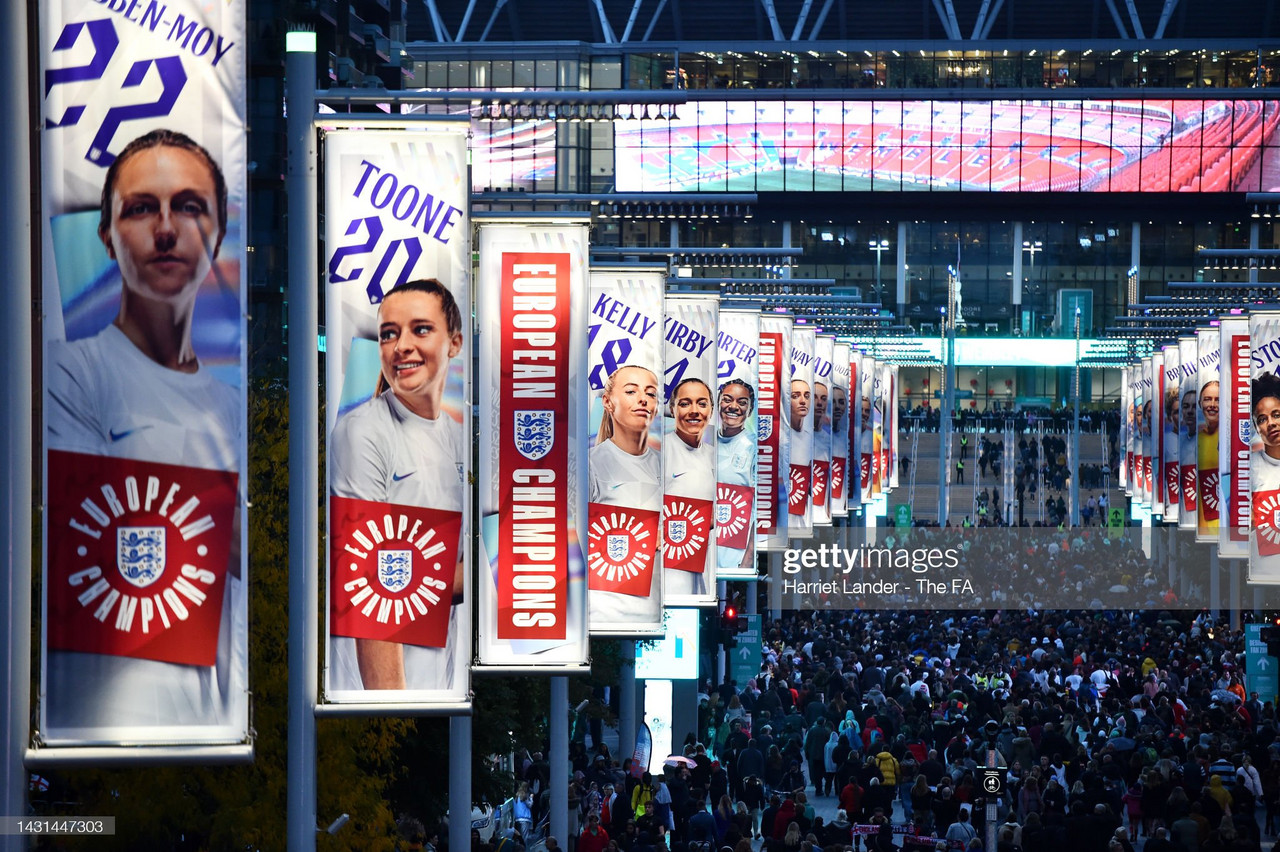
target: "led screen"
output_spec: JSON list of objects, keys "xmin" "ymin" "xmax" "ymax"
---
[
  {"xmin": 633, "ymin": 608, "xmax": 700, "ymax": 680},
  {"xmin": 615, "ymin": 98, "xmax": 1280, "ymax": 192}
]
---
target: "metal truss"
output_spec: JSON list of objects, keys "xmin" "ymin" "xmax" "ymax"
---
[{"xmin": 418, "ymin": 0, "xmax": 1188, "ymax": 43}]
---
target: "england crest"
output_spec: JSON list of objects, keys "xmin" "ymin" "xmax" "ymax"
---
[
  {"xmin": 607, "ymin": 533, "xmax": 631, "ymax": 561},
  {"xmin": 715, "ymin": 502, "xmax": 733, "ymax": 525},
  {"xmin": 1240, "ymin": 418, "xmax": 1252, "ymax": 445},
  {"xmin": 758, "ymin": 417, "xmax": 772, "ymax": 441},
  {"xmin": 378, "ymin": 548, "xmax": 413, "ymax": 593},
  {"xmin": 667, "ymin": 519, "xmax": 688, "ymax": 544},
  {"xmin": 116, "ymin": 526, "xmax": 165, "ymax": 588},
  {"xmin": 515, "ymin": 411, "xmax": 555, "ymax": 461}
]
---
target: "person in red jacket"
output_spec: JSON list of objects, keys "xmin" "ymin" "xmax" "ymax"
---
[{"xmin": 578, "ymin": 813, "xmax": 610, "ymax": 852}]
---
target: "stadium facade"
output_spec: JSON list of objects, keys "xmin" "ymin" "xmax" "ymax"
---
[{"xmin": 250, "ymin": 0, "xmax": 1280, "ymax": 404}]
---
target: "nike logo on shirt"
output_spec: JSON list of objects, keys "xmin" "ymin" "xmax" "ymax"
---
[
  {"xmin": 109, "ymin": 426, "xmax": 151, "ymax": 442},
  {"xmin": 671, "ymin": 472, "xmax": 686, "ymax": 478},
  {"xmin": 392, "ymin": 471, "xmax": 415, "ymax": 481}
]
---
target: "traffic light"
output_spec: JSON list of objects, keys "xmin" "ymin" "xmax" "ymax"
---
[
  {"xmin": 1263, "ymin": 616, "xmax": 1280, "ymax": 657},
  {"xmin": 719, "ymin": 606, "xmax": 746, "ymax": 649}
]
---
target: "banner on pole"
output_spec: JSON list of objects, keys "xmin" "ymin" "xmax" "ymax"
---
[
  {"xmin": 757, "ymin": 315, "xmax": 793, "ymax": 552},
  {"xmin": 662, "ymin": 295, "xmax": 718, "ymax": 606},
  {"xmin": 585, "ymin": 267, "xmax": 665, "ymax": 635},
  {"xmin": 1161, "ymin": 346, "xmax": 1181, "ymax": 522},
  {"xmin": 830, "ymin": 343, "xmax": 852, "ymax": 519},
  {"xmin": 811, "ymin": 336, "xmax": 835, "ymax": 526},
  {"xmin": 715, "ymin": 310, "xmax": 761, "ymax": 579},
  {"xmin": 787, "ymin": 327, "xmax": 817, "ymax": 538},
  {"xmin": 322, "ymin": 129, "xmax": 473, "ymax": 705},
  {"xmin": 1178, "ymin": 337, "xmax": 1199, "ymax": 532},
  {"xmin": 1221, "ymin": 318, "xmax": 1250, "ymax": 558},
  {"xmin": 860, "ymin": 355, "xmax": 876, "ymax": 504},
  {"xmin": 1197, "ymin": 328, "xmax": 1223, "ymax": 542},
  {"xmin": 1249, "ymin": 313, "xmax": 1280, "ymax": 582},
  {"xmin": 39, "ymin": 0, "xmax": 249, "ymax": 748},
  {"xmin": 475, "ymin": 221, "xmax": 590, "ymax": 667}
]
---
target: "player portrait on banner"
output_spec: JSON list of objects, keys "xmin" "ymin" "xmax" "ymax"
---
[
  {"xmin": 588, "ymin": 364, "xmax": 663, "ymax": 617},
  {"xmin": 717, "ymin": 378, "xmax": 757, "ymax": 573},
  {"xmin": 1179, "ymin": 341, "xmax": 1199, "ymax": 528},
  {"xmin": 43, "ymin": 128, "xmax": 245, "ymax": 744},
  {"xmin": 327, "ymin": 279, "xmax": 465, "ymax": 692},
  {"xmin": 1198, "ymin": 334, "xmax": 1222, "ymax": 539},
  {"xmin": 829, "ymin": 364, "xmax": 849, "ymax": 516},
  {"xmin": 1250, "ymin": 314, "xmax": 1280, "ymax": 582},
  {"xmin": 664, "ymin": 377, "xmax": 715, "ymax": 594}
]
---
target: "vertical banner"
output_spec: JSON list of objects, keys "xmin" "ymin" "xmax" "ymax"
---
[
  {"xmin": 830, "ymin": 343, "xmax": 852, "ymax": 518},
  {"xmin": 874, "ymin": 363, "xmax": 890, "ymax": 496},
  {"xmin": 811, "ymin": 336, "xmax": 835, "ymax": 526},
  {"xmin": 39, "ymin": 0, "xmax": 248, "ymax": 746},
  {"xmin": 662, "ymin": 295, "xmax": 718, "ymax": 605},
  {"xmin": 1198, "ymin": 328, "xmax": 1223, "ymax": 542},
  {"xmin": 848, "ymin": 349, "xmax": 863, "ymax": 510},
  {"xmin": 757, "ymin": 315, "xmax": 793, "ymax": 552},
  {"xmin": 1152, "ymin": 352, "xmax": 1165, "ymax": 514},
  {"xmin": 1146, "ymin": 355, "xmax": 1157, "ymax": 506},
  {"xmin": 324, "ymin": 129, "xmax": 473, "ymax": 703},
  {"xmin": 860, "ymin": 355, "xmax": 876, "ymax": 504},
  {"xmin": 1221, "ymin": 318, "xmax": 1251, "ymax": 558},
  {"xmin": 716, "ymin": 310, "xmax": 761, "ymax": 579},
  {"xmin": 1162, "ymin": 346, "xmax": 1181, "ymax": 522},
  {"xmin": 1250, "ymin": 313, "xmax": 1280, "ymax": 582},
  {"xmin": 1178, "ymin": 337, "xmax": 1199, "ymax": 531},
  {"xmin": 1121, "ymin": 366, "xmax": 1132, "ymax": 494},
  {"xmin": 476, "ymin": 222, "xmax": 590, "ymax": 667},
  {"xmin": 889, "ymin": 365, "xmax": 901, "ymax": 490},
  {"xmin": 585, "ymin": 267, "xmax": 665, "ymax": 635},
  {"xmin": 787, "ymin": 327, "xmax": 817, "ymax": 537}
]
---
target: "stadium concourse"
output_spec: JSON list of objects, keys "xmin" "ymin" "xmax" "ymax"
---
[{"xmin": 489, "ymin": 606, "xmax": 1273, "ymax": 852}]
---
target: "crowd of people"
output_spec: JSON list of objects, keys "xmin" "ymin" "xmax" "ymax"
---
[{"xmin": 474, "ymin": 595, "xmax": 1272, "ymax": 852}]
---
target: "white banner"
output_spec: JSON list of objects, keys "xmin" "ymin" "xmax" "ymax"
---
[
  {"xmin": 830, "ymin": 343, "xmax": 852, "ymax": 518},
  {"xmin": 757, "ymin": 315, "xmax": 793, "ymax": 552},
  {"xmin": 1139, "ymin": 356, "xmax": 1154, "ymax": 508},
  {"xmin": 322, "ymin": 129, "xmax": 472, "ymax": 705},
  {"xmin": 787, "ymin": 327, "xmax": 817, "ymax": 537},
  {"xmin": 1178, "ymin": 337, "xmax": 1199, "ymax": 531},
  {"xmin": 889, "ymin": 364, "xmax": 901, "ymax": 491},
  {"xmin": 1152, "ymin": 352, "xmax": 1165, "ymax": 515},
  {"xmin": 715, "ymin": 309, "xmax": 760, "ymax": 579},
  {"xmin": 1250, "ymin": 313, "xmax": 1280, "ymax": 582},
  {"xmin": 1197, "ymin": 328, "xmax": 1223, "ymax": 542},
  {"xmin": 40, "ymin": 0, "xmax": 248, "ymax": 747},
  {"xmin": 585, "ymin": 267, "xmax": 665, "ymax": 635},
  {"xmin": 1162, "ymin": 345, "xmax": 1181, "ymax": 522},
  {"xmin": 811, "ymin": 336, "xmax": 835, "ymax": 526},
  {"xmin": 475, "ymin": 222, "xmax": 590, "ymax": 667},
  {"xmin": 860, "ymin": 355, "xmax": 876, "ymax": 504},
  {"xmin": 1121, "ymin": 365, "xmax": 1132, "ymax": 494},
  {"xmin": 662, "ymin": 295, "xmax": 718, "ymax": 606}
]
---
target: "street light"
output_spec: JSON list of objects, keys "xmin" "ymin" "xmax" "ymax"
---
[
  {"xmin": 869, "ymin": 238, "xmax": 890, "ymax": 302},
  {"xmin": 1020, "ymin": 239, "xmax": 1043, "ymax": 335}
]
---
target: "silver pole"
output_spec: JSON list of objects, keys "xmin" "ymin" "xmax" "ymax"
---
[
  {"xmin": 1210, "ymin": 549, "xmax": 1221, "ymax": 624},
  {"xmin": 619, "ymin": 644, "xmax": 636, "ymax": 767},
  {"xmin": 1230, "ymin": 559, "xmax": 1242, "ymax": 632},
  {"xmin": 1071, "ymin": 308, "xmax": 1081, "ymax": 527},
  {"xmin": 1, "ymin": 0, "xmax": 32, "ymax": 841},
  {"xmin": 450, "ymin": 716, "xmax": 472, "ymax": 852},
  {"xmin": 286, "ymin": 31, "xmax": 319, "ymax": 852},
  {"xmin": 550, "ymin": 677, "xmax": 569, "ymax": 847}
]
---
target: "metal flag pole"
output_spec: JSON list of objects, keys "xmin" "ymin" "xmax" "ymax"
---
[
  {"xmin": 1, "ymin": 0, "xmax": 32, "ymax": 843},
  {"xmin": 286, "ymin": 28, "xmax": 319, "ymax": 852}
]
